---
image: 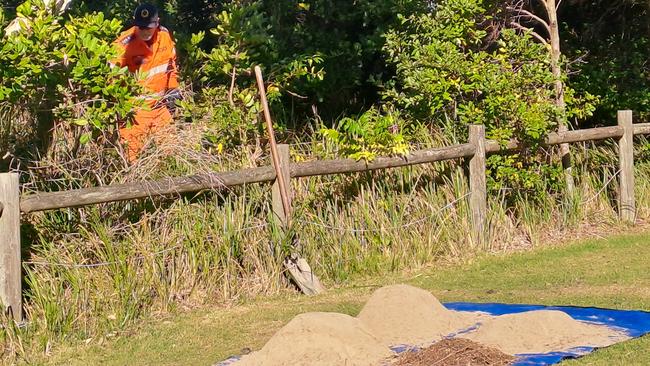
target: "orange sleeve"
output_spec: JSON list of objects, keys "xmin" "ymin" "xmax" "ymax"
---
[
  {"xmin": 111, "ymin": 32, "xmax": 132, "ymax": 70},
  {"xmin": 112, "ymin": 28, "xmax": 141, "ymax": 71},
  {"xmin": 166, "ymin": 36, "xmax": 179, "ymax": 89}
]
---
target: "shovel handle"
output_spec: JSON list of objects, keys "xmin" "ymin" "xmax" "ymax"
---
[{"xmin": 254, "ymin": 66, "xmax": 292, "ymax": 221}]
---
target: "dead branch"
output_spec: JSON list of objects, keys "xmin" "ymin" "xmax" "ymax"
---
[
  {"xmin": 509, "ymin": 22, "xmax": 548, "ymax": 44},
  {"xmin": 284, "ymin": 89, "xmax": 308, "ymax": 99},
  {"xmin": 228, "ymin": 65, "xmax": 236, "ymax": 107},
  {"xmin": 506, "ymin": 6, "xmax": 551, "ymax": 35}
]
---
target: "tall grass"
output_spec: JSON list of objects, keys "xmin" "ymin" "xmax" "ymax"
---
[{"xmin": 1, "ymin": 121, "xmax": 649, "ymax": 363}]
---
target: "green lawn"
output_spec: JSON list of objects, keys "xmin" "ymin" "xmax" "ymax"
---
[{"xmin": 46, "ymin": 231, "xmax": 650, "ymax": 366}]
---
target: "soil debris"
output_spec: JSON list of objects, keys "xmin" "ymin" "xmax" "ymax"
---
[{"xmin": 391, "ymin": 338, "xmax": 516, "ymax": 366}]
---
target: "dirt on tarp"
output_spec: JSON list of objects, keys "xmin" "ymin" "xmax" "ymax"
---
[
  {"xmin": 460, "ymin": 309, "xmax": 629, "ymax": 354},
  {"xmin": 235, "ymin": 312, "xmax": 392, "ymax": 366},
  {"xmin": 391, "ymin": 338, "xmax": 516, "ymax": 366},
  {"xmin": 358, "ymin": 284, "xmax": 484, "ymax": 347}
]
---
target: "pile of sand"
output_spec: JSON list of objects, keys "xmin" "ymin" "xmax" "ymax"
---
[
  {"xmin": 357, "ymin": 284, "xmax": 481, "ymax": 346},
  {"xmin": 460, "ymin": 309, "xmax": 629, "ymax": 354},
  {"xmin": 236, "ymin": 312, "xmax": 391, "ymax": 366},
  {"xmin": 231, "ymin": 284, "xmax": 629, "ymax": 366}
]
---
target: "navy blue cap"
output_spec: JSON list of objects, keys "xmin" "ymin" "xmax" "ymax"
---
[{"xmin": 133, "ymin": 4, "xmax": 159, "ymax": 28}]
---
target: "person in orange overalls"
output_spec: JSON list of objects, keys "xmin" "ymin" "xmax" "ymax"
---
[{"xmin": 112, "ymin": 3, "xmax": 181, "ymax": 162}]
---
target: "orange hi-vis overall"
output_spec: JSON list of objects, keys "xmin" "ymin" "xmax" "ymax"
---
[{"xmin": 112, "ymin": 26, "xmax": 179, "ymax": 161}]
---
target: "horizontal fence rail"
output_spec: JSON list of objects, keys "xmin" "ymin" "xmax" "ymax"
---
[
  {"xmin": 21, "ymin": 166, "xmax": 277, "ymax": 213},
  {"xmin": 485, "ymin": 126, "xmax": 626, "ymax": 152},
  {"xmin": 634, "ymin": 123, "xmax": 650, "ymax": 135},
  {"xmin": 20, "ymin": 122, "xmax": 650, "ymax": 214},
  {"xmin": 21, "ymin": 144, "xmax": 480, "ymax": 213},
  {"xmin": 291, "ymin": 143, "xmax": 476, "ymax": 178},
  {"xmin": 1, "ymin": 111, "xmax": 648, "ymax": 320}
]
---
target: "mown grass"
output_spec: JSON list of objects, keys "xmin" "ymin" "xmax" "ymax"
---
[{"xmin": 43, "ymin": 230, "xmax": 650, "ymax": 366}]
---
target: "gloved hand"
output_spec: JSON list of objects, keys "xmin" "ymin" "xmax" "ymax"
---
[{"xmin": 163, "ymin": 88, "xmax": 182, "ymax": 113}]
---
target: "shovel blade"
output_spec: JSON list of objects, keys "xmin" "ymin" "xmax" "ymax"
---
[{"xmin": 284, "ymin": 254, "xmax": 325, "ymax": 296}]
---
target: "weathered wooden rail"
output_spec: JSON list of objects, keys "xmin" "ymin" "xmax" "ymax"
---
[{"xmin": 0, "ymin": 110, "xmax": 646, "ymax": 319}]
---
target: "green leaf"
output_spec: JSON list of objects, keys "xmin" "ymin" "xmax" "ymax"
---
[{"xmin": 79, "ymin": 133, "xmax": 91, "ymax": 144}]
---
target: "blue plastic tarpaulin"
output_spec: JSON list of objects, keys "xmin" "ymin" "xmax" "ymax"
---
[
  {"xmin": 215, "ymin": 303, "xmax": 650, "ymax": 366},
  {"xmin": 444, "ymin": 302, "xmax": 650, "ymax": 365}
]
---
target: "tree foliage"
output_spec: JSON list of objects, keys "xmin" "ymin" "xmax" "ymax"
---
[
  {"xmin": 0, "ymin": 0, "xmax": 646, "ymax": 181},
  {"xmin": 0, "ymin": 0, "xmax": 140, "ymax": 159},
  {"xmin": 380, "ymin": 0, "xmax": 563, "ymax": 192},
  {"xmin": 561, "ymin": 0, "xmax": 649, "ymax": 123}
]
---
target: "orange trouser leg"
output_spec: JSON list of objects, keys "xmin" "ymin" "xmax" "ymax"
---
[{"xmin": 120, "ymin": 107, "xmax": 172, "ymax": 162}]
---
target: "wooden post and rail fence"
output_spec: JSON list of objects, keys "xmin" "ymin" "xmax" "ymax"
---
[{"xmin": 0, "ymin": 110, "xmax": 646, "ymax": 319}]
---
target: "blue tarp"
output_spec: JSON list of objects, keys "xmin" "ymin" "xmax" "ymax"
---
[
  {"xmin": 444, "ymin": 302, "xmax": 650, "ymax": 365},
  {"xmin": 216, "ymin": 303, "xmax": 650, "ymax": 366}
]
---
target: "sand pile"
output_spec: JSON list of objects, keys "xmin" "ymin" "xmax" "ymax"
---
[
  {"xmin": 236, "ymin": 312, "xmax": 391, "ymax": 366},
  {"xmin": 460, "ymin": 310, "xmax": 629, "ymax": 354},
  {"xmin": 231, "ymin": 285, "xmax": 630, "ymax": 366},
  {"xmin": 358, "ymin": 284, "xmax": 481, "ymax": 346}
]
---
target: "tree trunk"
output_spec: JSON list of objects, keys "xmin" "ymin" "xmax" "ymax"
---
[{"xmin": 544, "ymin": 0, "xmax": 575, "ymax": 194}]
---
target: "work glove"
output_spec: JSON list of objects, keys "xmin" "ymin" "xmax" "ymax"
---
[{"xmin": 163, "ymin": 88, "xmax": 182, "ymax": 114}]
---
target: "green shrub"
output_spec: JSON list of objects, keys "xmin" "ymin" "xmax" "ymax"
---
[
  {"xmin": 0, "ymin": 0, "xmax": 140, "ymax": 158},
  {"xmin": 185, "ymin": 0, "xmax": 324, "ymax": 135},
  {"xmin": 381, "ymin": 0, "xmax": 566, "ymax": 195},
  {"xmin": 320, "ymin": 107, "xmax": 408, "ymax": 160}
]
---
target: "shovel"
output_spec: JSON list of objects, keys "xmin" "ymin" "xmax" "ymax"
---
[{"xmin": 254, "ymin": 66, "xmax": 325, "ymax": 295}]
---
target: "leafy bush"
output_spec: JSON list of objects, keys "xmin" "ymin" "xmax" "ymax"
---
[
  {"xmin": 178, "ymin": 86, "xmax": 260, "ymax": 151},
  {"xmin": 0, "ymin": 0, "xmax": 140, "ymax": 160},
  {"xmin": 570, "ymin": 36, "xmax": 649, "ymax": 124},
  {"xmin": 183, "ymin": 1, "xmax": 323, "ymax": 136},
  {"xmin": 321, "ymin": 107, "xmax": 408, "ymax": 160},
  {"xmin": 561, "ymin": 0, "xmax": 649, "ymax": 124},
  {"xmin": 257, "ymin": 0, "xmax": 427, "ymax": 117},
  {"xmin": 383, "ymin": 2, "xmax": 557, "ymax": 140},
  {"xmin": 381, "ymin": 0, "xmax": 563, "ymax": 194}
]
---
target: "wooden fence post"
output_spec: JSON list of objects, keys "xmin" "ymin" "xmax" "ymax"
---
[
  {"xmin": 272, "ymin": 144, "xmax": 325, "ymax": 295},
  {"xmin": 618, "ymin": 110, "xmax": 635, "ymax": 223},
  {"xmin": 0, "ymin": 173, "xmax": 22, "ymax": 320},
  {"xmin": 469, "ymin": 125, "xmax": 487, "ymax": 246},
  {"xmin": 272, "ymin": 144, "xmax": 292, "ymax": 226}
]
